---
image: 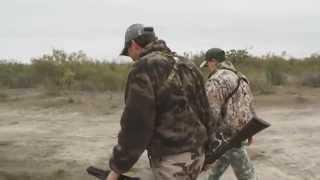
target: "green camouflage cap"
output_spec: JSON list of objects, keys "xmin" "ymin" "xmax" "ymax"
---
[
  {"xmin": 200, "ymin": 48, "xmax": 226, "ymax": 68},
  {"xmin": 120, "ymin": 24, "xmax": 155, "ymax": 56}
]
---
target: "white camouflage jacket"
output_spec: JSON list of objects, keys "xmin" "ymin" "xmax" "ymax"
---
[{"xmin": 206, "ymin": 61, "xmax": 256, "ymax": 139}]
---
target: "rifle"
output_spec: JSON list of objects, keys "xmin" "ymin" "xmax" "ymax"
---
[
  {"xmin": 86, "ymin": 166, "xmax": 140, "ymax": 180},
  {"xmin": 87, "ymin": 117, "xmax": 270, "ymax": 178},
  {"xmin": 204, "ymin": 116, "xmax": 271, "ymax": 166}
]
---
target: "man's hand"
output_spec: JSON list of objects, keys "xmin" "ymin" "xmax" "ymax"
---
[{"xmin": 106, "ymin": 170, "xmax": 119, "ymax": 180}]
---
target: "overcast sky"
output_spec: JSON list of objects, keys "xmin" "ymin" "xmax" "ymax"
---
[{"xmin": 1, "ymin": 0, "xmax": 319, "ymax": 62}]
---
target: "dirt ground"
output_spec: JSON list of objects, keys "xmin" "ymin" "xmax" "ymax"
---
[{"xmin": 0, "ymin": 87, "xmax": 320, "ymax": 180}]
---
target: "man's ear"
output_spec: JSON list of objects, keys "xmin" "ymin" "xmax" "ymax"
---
[
  {"xmin": 131, "ymin": 40, "xmax": 141, "ymax": 50},
  {"xmin": 211, "ymin": 58, "xmax": 218, "ymax": 65}
]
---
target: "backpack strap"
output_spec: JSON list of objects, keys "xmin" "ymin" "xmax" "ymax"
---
[
  {"xmin": 162, "ymin": 53, "xmax": 184, "ymax": 87},
  {"xmin": 220, "ymin": 71, "xmax": 247, "ymax": 119}
]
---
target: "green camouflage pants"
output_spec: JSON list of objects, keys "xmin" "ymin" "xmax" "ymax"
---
[
  {"xmin": 150, "ymin": 149, "xmax": 205, "ymax": 180},
  {"xmin": 206, "ymin": 146, "xmax": 256, "ymax": 180}
]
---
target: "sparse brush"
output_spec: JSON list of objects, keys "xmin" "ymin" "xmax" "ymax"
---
[
  {"xmin": 1, "ymin": 49, "xmax": 320, "ymax": 94},
  {"xmin": 302, "ymin": 73, "xmax": 320, "ymax": 87},
  {"xmin": 249, "ymin": 78, "xmax": 274, "ymax": 95}
]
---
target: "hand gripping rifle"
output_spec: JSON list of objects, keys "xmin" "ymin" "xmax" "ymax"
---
[
  {"xmin": 86, "ymin": 166, "xmax": 140, "ymax": 180},
  {"xmin": 204, "ymin": 116, "xmax": 271, "ymax": 166}
]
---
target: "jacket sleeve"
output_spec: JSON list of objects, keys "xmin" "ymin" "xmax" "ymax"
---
[
  {"xmin": 206, "ymin": 78, "xmax": 226, "ymax": 122},
  {"xmin": 247, "ymin": 82, "xmax": 257, "ymax": 117},
  {"xmin": 197, "ymin": 74, "xmax": 216, "ymax": 138},
  {"xmin": 205, "ymin": 72, "xmax": 238, "ymax": 122},
  {"xmin": 109, "ymin": 64, "xmax": 156, "ymax": 174}
]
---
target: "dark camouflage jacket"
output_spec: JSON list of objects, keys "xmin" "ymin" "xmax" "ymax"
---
[{"xmin": 109, "ymin": 40, "xmax": 214, "ymax": 174}]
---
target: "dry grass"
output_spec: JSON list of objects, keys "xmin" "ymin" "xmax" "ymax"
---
[
  {"xmin": 0, "ymin": 92, "xmax": 9, "ymax": 102},
  {"xmin": 0, "ymin": 88, "xmax": 124, "ymax": 116}
]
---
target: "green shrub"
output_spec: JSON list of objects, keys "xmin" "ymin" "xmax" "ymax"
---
[
  {"xmin": 30, "ymin": 50, "xmax": 130, "ymax": 92},
  {"xmin": 302, "ymin": 73, "xmax": 320, "ymax": 87},
  {"xmin": 249, "ymin": 78, "xmax": 274, "ymax": 95},
  {"xmin": 0, "ymin": 61, "xmax": 33, "ymax": 88},
  {"xmin": 265, "ymin": 64, "xmax": 287, "ymax": 86}
]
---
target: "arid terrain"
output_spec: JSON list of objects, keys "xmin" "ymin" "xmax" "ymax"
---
[{"xmin": 0, "ymin": 87, "xmax": 320, "ymax": 180}]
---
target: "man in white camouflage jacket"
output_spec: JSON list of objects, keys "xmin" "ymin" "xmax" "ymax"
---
[{"xmin": 199, "ymin": 48, "xmax": 257, "ymax": 180}]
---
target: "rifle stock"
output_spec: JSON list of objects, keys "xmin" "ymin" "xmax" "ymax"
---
[
  {"xmin": 86, "ymin": 166, "xmax": 140, "ymax": 180},
  {"xmin": 204, "ymin": 117, "xmax": 271, "ymax": 165}
]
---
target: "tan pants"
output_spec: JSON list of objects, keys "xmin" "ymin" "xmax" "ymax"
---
[{"xmin": 150, "ymin": 150, "xmax": 205, "ymax": 180}]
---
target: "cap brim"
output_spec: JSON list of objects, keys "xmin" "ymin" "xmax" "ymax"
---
[{"xmin": 199, "ymin": 61, "xmax": 208, "ymax": 68}]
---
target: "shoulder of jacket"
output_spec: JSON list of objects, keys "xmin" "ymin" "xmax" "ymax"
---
[
  {"xmin": 133, "ymin": 52, "xmax": 168, "ymax": 69},
  {"xmin": 209, "ymin": 69, "xmax": 238, "ymax": 82},
  {"xmin": 140, "ymin": 51, "xmax": 169, "ymax": 62}
]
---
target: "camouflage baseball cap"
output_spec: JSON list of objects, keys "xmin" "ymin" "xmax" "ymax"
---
[
  {"xmin": 120, "ymin": 24, "xmax": 156, "ymax": 56},
  {"xmin": 200, "ymin": 48, "xmax": 226, "ymax": 68}
]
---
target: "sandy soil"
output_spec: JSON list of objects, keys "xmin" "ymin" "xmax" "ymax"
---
[{"xmin": 0, "ymin": 87, "xmax": 319, "ymax": 180}]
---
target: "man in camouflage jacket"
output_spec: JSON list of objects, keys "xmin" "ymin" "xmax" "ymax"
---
[
  {"xmin": 199, "ymin": 48, "xmax": 257, "ymax": 180},
  {"xmin": 106, "ymin": 24, "xmax": 215, "ymax": 180}
]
